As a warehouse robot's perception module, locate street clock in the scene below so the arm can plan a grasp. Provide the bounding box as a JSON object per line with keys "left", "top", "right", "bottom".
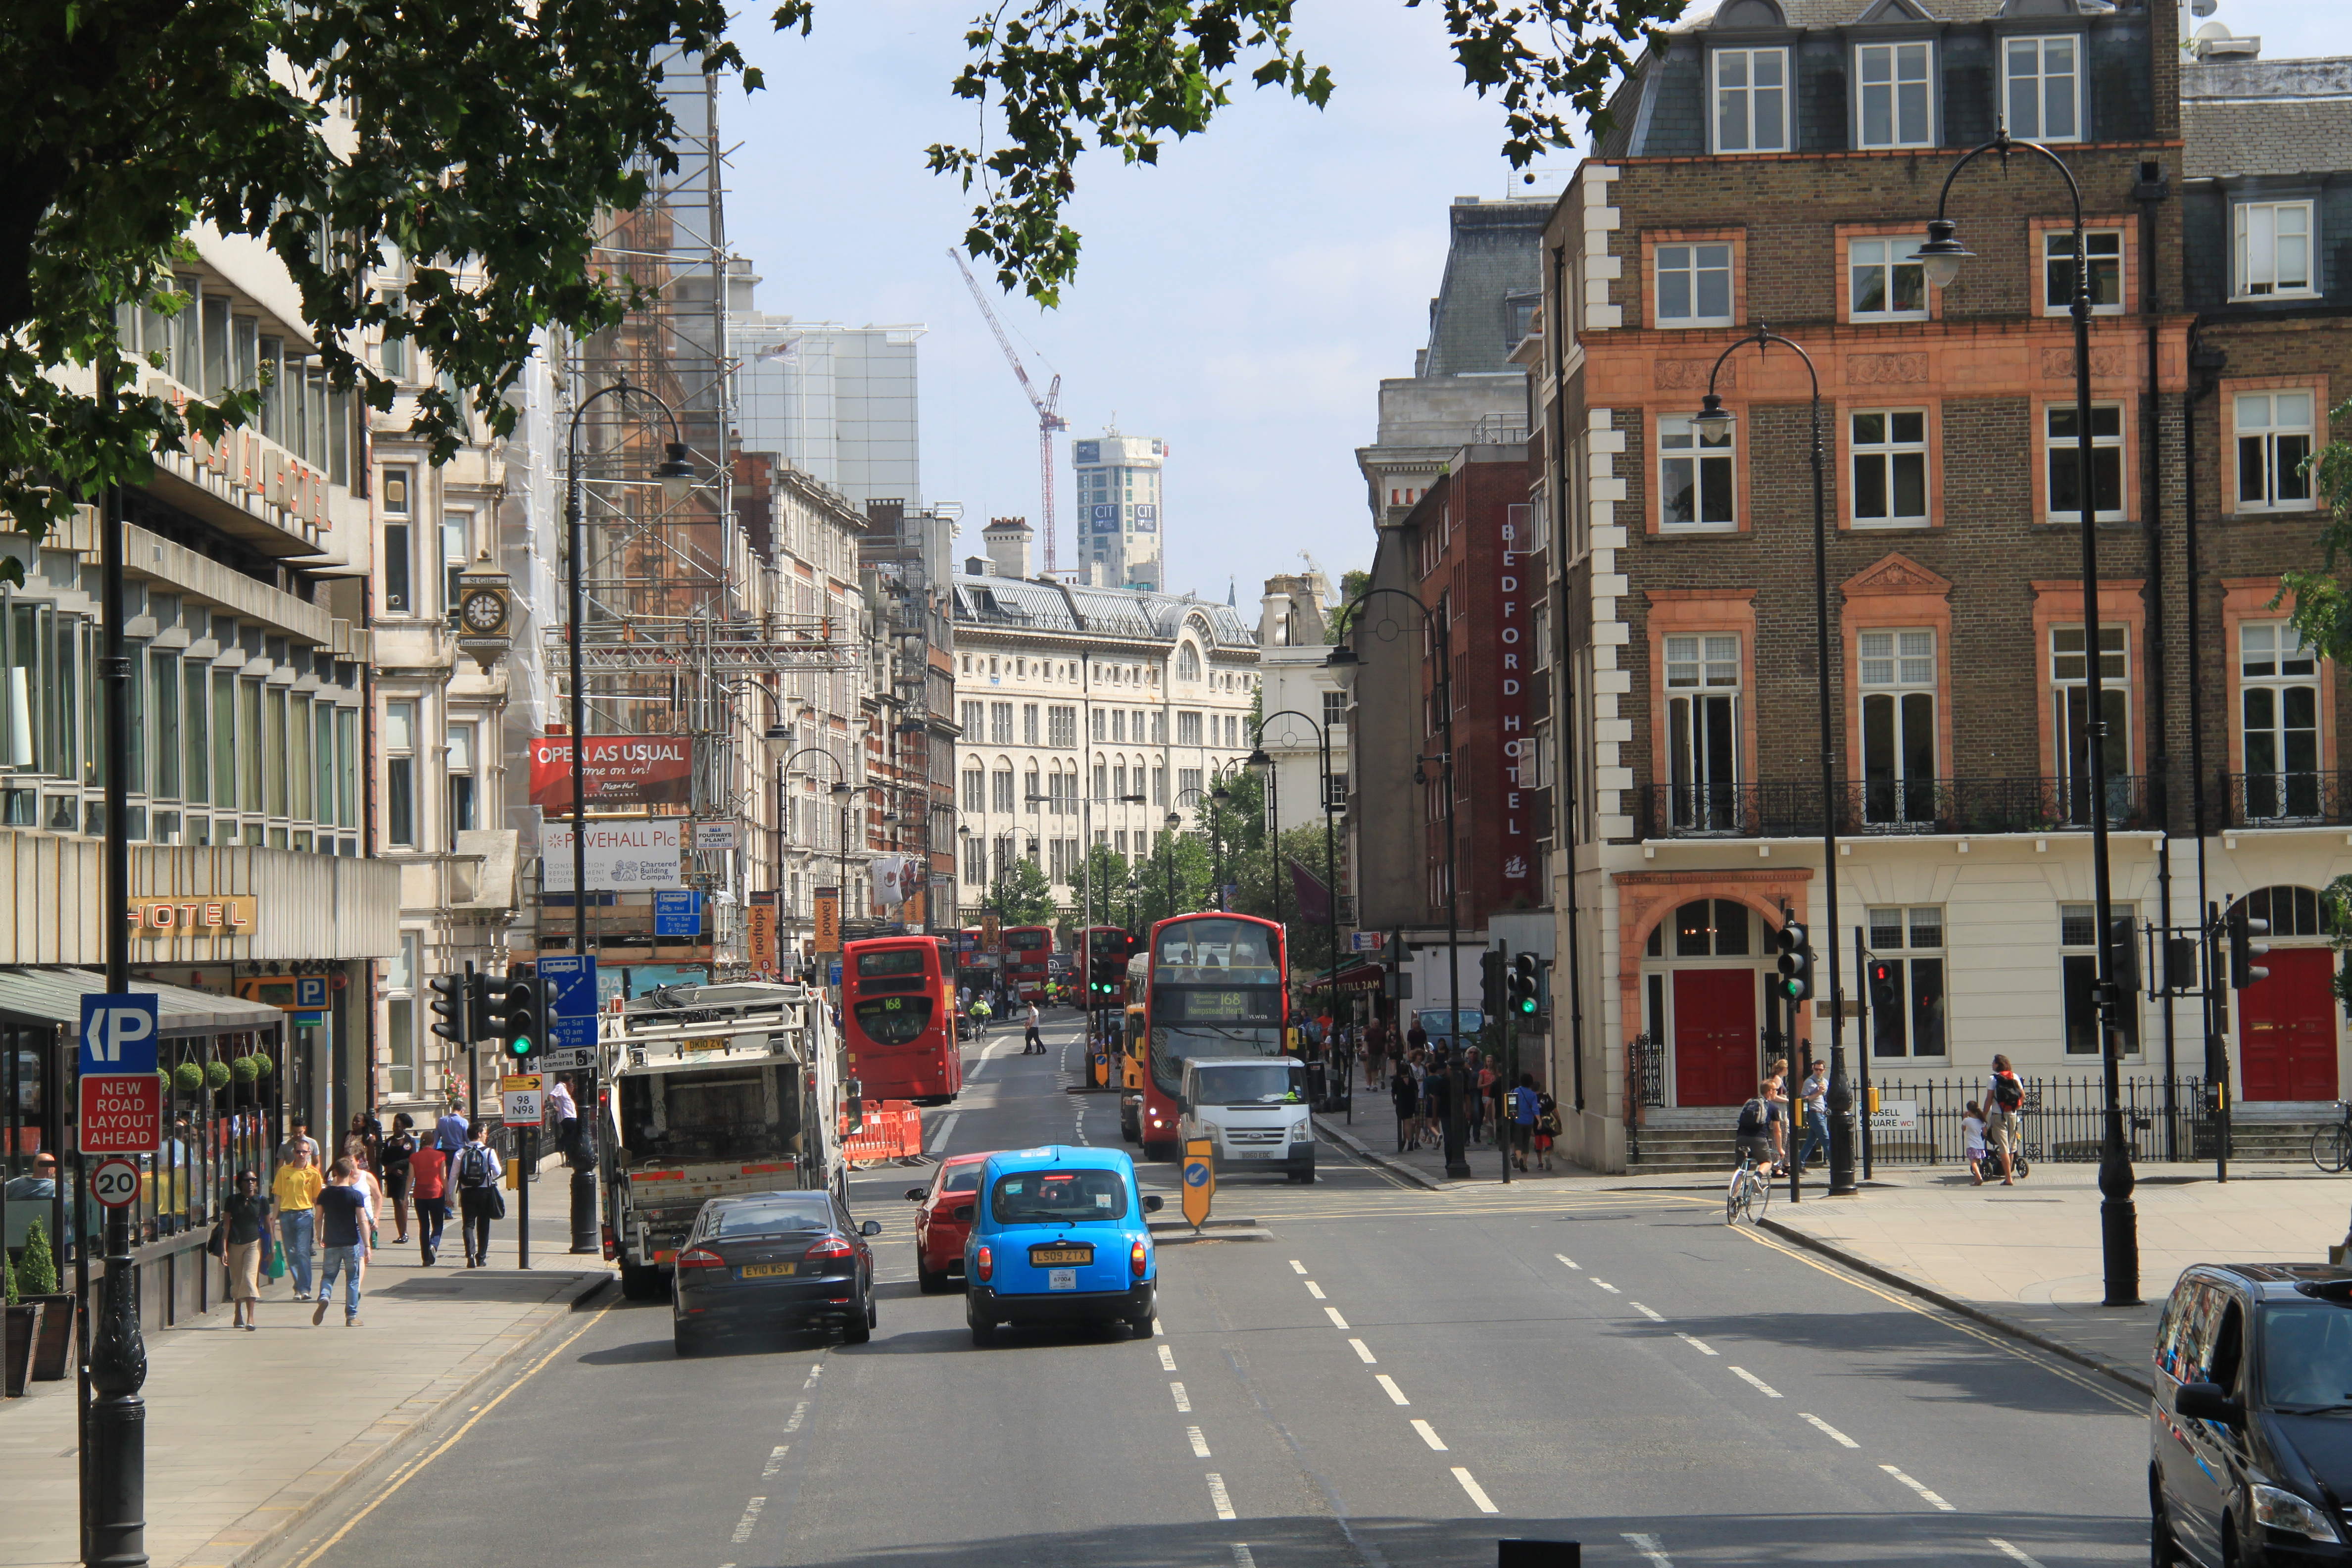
{"left": 453, "top": 552, "right": 513, "bottom": 673}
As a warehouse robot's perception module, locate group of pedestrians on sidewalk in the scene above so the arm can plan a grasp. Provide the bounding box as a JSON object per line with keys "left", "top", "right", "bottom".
{"left": 1383, "top": 1030, "right": 1561, "bottom": 1172}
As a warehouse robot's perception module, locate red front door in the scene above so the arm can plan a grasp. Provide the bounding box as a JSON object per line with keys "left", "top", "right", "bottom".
{"left": 1674, "top": 968, "right": 1758, "bottom": 1108}
{"left": 2239, "top": 947, "right": 2340, "bottom": 1102}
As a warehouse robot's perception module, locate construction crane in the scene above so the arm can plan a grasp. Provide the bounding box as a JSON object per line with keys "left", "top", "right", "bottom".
{"left": 950, "top": 248, "right": 1068, "bottom": 575}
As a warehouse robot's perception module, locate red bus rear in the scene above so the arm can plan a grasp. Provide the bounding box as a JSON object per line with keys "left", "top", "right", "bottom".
{"left": 842, "top": 936, "right": 963, "bottom": 1105}
{"left": 1002, "top": 925, "right": 1054, "bottom": 1001}
{"left": 1135, "top": 913, "right": 1288, "bottom": 1159}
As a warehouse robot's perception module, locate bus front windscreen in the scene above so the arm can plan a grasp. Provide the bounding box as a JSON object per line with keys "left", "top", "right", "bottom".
{"left": 852, "top": 994, "right": 935, "bottom": 1046}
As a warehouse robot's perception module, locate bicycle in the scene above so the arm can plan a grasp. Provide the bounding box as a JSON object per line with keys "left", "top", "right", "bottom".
{"left": 1725, "top": 1150, "right": 1772, "bottom": 1225}
{"left": 2311, "top": 1103, "right": 2352, "bottom": 1174}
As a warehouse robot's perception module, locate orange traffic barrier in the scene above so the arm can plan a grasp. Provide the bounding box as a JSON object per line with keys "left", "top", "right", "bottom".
{"left": 836, "top": 1100, "right": 927, "bottom": 1167}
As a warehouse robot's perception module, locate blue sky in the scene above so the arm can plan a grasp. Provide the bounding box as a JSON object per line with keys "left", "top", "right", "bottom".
{"left": 717, "top": 0, "right": 2338, "bottom": 607}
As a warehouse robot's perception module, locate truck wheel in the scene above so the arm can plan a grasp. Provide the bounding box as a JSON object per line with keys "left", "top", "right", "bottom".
{"left": 621, "top": 1264, "right": 665, "bottom": 1301}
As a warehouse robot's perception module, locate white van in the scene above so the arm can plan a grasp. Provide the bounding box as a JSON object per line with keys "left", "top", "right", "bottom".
{"left": 1177, "top": 1057, "right": 1315, "bottom": 1183}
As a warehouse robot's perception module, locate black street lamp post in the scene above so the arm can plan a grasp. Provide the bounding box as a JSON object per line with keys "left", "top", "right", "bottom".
{"left": 1913, "top": 128, "right": 2137, "bottom": 1303}
{"left": 1251, "top": 710, "right": 1341, "bottom": 1118}
{"left": 1688, "top": 325, "right": 1853, "bottom": 1201}
{"left": 1326, "top": 588, "right": 1467, "bottom": 1178}
{"left": 782, "top": 746, "right": 858, "bottom": 983}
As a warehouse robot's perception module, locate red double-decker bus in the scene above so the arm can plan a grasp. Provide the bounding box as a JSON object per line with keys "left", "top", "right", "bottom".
{"left": 1134, "top": 913, "right": 1288, "bottom": 1159}
{"left": 1002, "top": 925, "right": 1054, "bottom": 1001}
{"left": 842, "top": 935, "right": 962, "bottom": 1104}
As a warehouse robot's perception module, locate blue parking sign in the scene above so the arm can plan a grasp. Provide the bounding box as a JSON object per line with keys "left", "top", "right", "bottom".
{"left": 80, "top": 994, "right": 160, "bottom": 1076}
{"left": 538, "top": 955, "right": 598, "bottom": 1051}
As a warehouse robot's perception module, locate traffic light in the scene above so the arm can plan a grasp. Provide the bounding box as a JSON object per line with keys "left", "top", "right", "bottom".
{"left": 1866, "top": 959, "right": 1898, "bottom": 1013}
{"left": 1480, "top": 950, "right": 1505, "bottom": 1018}
{"left": 1508, "top": 953, "right": 1541, "bottom": 1017}
{"left": 2228, "top": 904, "right": 2270, "bottom": 990}
{"left": 428, "top": 973, "right": 472, "bottom": 1047}
{"left": 2109, "top": 913, "right": 2142, "bottom": 1001}
{"left": 1775, "top": 921, "right": 1813, "bottom": 1003}
{"left": 486, "top": 976, "right": 546, "bottom": 1059}
{"left": 1089, "top": 931, "right": 1133, "bottom": 1003}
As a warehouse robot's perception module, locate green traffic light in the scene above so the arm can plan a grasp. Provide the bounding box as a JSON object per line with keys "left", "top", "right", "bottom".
{"left": 510, "top": 1036, "right": 533, "bottom": 1057}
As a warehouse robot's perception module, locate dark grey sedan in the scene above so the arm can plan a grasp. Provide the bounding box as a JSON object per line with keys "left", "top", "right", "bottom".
{"left": 670, "top": 1190, "right": 881, "bottom": 1356}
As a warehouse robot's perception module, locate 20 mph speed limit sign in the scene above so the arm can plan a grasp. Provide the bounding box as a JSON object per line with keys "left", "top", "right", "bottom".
{"left": 90, "top": 1157, "right": 142, "bottom": 1209}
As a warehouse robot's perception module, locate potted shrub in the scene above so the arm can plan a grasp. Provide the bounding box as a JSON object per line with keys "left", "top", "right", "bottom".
{"left": 2, "top": 1242, "right": 41, "bottom": 1398}
{"left": 16, "top": 1219, "right": 74, "bottom": 1381}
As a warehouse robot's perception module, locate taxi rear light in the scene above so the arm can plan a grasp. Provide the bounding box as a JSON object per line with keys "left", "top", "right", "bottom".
{"left": 1130, "top": 1240, "right": 1148, "bottom": 1278}
{"left": 976, "top": 1245, "right": 993, "bottom": 1282}
{"left": 804, "top": 1235, "right": 856, "bottom": 1262}
{"left": 676, "top": 1247, "right": 727, "bottom": 1270}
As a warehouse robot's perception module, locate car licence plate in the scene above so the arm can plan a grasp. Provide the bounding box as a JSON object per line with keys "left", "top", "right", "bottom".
{"left": 1029, "top": 1243, "right": 1094, "bottom": 1267}
{"left": 1048, "top": 1269, "right": 1077, "bottom": 1291}
{"left": 740, "top": 1262, "right": 796, "bottom": 1279}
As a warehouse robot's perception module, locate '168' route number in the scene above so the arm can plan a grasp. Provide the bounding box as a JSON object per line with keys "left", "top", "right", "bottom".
{"left": 90, "top": 1157, "right": 142, "bottom": 1208}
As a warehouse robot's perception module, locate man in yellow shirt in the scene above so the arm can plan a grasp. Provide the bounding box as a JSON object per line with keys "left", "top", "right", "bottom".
{"left": 271, "top": 1145, "right": 323, "bottom": 1301}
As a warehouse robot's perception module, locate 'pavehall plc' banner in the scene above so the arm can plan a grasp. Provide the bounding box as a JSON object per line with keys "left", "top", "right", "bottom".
{"left": 529, "top": 735, "right": 694, "bottom": 810}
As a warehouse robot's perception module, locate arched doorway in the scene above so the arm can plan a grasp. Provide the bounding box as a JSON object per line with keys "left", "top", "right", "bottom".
{"left": 2232, "top": 885, "right": 2341, "bottom": 1103}
{"left": 1646, "top": 898, "right": 1763, "bottom": 1108}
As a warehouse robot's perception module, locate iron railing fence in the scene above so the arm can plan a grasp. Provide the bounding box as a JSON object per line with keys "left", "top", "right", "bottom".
{"left": 1863, "top": 1074, "right": 2205, "bottom": 1166}
{"left": 2219, "top": 770, "right": 2352, "bottom": 829}
{"left": 1635, "top": 776, "right": 2153, "bottom": 841}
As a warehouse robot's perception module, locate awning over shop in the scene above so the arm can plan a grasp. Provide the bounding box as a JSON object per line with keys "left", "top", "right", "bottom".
{"left": 0, "top": 967, "right": 286, "bottom": 1035}
{"left": 1308, "top": 962, "right": 1385, "bottom": 993}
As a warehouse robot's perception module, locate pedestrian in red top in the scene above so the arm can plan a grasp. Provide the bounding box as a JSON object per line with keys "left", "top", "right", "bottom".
{"left": 409, "top": 1139, "right": 450, "bottom": 1267}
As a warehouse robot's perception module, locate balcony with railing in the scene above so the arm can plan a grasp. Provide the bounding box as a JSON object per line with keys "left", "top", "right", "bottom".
{"left": 2219, "top": 771, "right": 2352, "bottom": 830}
{"left": 1634, "top": 776, "right": 2153, "bottom": 841}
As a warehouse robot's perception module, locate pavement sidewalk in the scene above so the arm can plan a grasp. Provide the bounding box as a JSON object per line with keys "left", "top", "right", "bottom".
{"left": 1314, "top": 1102, "right": 1593, "bottom": 1189}
{"left": 0, "top": 1164, "right": 610, "bottom": 1568}
{"left": 1749, "top": 1163, "right": 2352, "bottom": 1393}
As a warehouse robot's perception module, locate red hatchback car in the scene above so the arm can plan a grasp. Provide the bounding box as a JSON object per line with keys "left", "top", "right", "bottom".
{"left": 906, "top": 1153, "right": 991, "bottom": 1293}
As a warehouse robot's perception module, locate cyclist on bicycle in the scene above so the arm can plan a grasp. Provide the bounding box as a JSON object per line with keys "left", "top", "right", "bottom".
{"left": 1733, "top": 1081, "right": 1775, "bottom": 1174}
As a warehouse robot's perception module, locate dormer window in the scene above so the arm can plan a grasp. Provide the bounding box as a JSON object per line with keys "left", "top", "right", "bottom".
{"left": 1712, "top": 48, "right": 1789, "bottom": 154}
{"left": 2003, "top": 36, "right": 2081, "bottom": 143}
{"left": 1857, "top": 41, "right": 1934, "bottom": 148}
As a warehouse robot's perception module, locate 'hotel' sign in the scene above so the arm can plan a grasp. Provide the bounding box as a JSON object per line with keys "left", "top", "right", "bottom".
{"left": 127, "top": 896, "right": 258, "bottom": 935}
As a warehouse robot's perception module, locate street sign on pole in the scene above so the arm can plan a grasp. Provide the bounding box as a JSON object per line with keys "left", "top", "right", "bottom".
{"left": 89, "top": 1158, "right": 142, "bottom": 1209}
{"left": 654, "top": 888, "right": 703, "bottom": 937}
{"left": 79, "top": 1075, "right": 162, "bottom": 1155}
{"left": 500, "top": 1072, "right": 545, "bottom": 1127}
{"left": 539, "top": 954, "right": 598, "bottom": 1051}
{"left": 539, "top": 1046, "right": 595, "bottom": 1073}
{"left": 79, "top": 993, "right": 159, "bottom": 1076}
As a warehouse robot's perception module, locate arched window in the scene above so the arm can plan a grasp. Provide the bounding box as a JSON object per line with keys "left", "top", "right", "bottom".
{"left": 2232, "top": 884, "right": 2336, "bottom": 938}
{"left": 1176, "top": 642, "right": 1202, "bottom": 682}
{"left": 1646, "top": 898, "right": 1753, "bottom": 957}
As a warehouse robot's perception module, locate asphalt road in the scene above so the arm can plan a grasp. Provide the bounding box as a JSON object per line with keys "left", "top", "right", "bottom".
{"left": 270, "top": 1013, "right": 2151, "bottom": 1568}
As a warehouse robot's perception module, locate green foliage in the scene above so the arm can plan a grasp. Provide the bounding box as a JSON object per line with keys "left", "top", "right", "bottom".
{"left": 249, "top": 1052, "right": 272, "bottom": 1078}
{"left": 1328, "top": 567, "right": 1373, "bottom": 638}
{"left": 901, "top": 0, "right": 1685, "bottom": 305}
{"left": 173, "top": 1061, "right": 204, "bottom": 1093}
{"left": 985, "top": 856, "right": 1059, "bottom": 926}
{"left": 2276, "top": 399, "right": 2352, "bottom": 662}
{"left": 0, "top": 0, "right": 751, "bottom": 578}
{"left": 204, "top": 1060, "right": 231, "bottom": 1091}
{"left": 15, "top": 1217, "right": 59, "bottom": 1299}
{"left": 231, "top": 1056, "right": 258, "bottom": 1084}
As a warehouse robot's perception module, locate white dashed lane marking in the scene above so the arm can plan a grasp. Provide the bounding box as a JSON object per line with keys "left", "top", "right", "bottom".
{"left": 1305, "top": 1281, "right": 1326, "bottom": 1300}
{"left": 1623, "top": 1533, "right": 1674, "bottom": 1567}
{"left": 1555, "top": 1254, "right": 1580, "bottom": 1270}
{"left": 760, "top": 1445, "right": 789, "bottom": 1478}
{"left": 1676, "top": 1332, "right": 1718, "bottom": 1356}
{"left": 1452, "top": 1468, "right": 1499, "bottom": 1514}
{"left": 1988, "top": 1539, "right": 2047, "bottom": 1568}
{"left": 1631, "top": 1302, "right": 1664, "bottom": 1322}
{"left": 1288, "top": 1260, "right": 1308, "bottom": 1274}
{"left": 1411, "top": 1419, "right": 1448, "bottom": 1451}
{"left": 1158, "top": 1344, "right": 1177, "bottom": 1372}
{"left": 1801, "top": 1413, "right": 1859, "bottom": 1448}
{"left": 1881, "top": 1464, "right": 1956, "bottom": 1512}
{"left": 1186, "top": 1425, "right": 1212, "bottom": 1458}
{"left": 1323, "top": 1307, "right": 1350, "bottom": 1329}
{"left": 729, "top": 1498, "right": 765, "bottom": 1544}
{"left": 1205, "top": 1472, "right": 1236, "bottom": 1521}
{"left": 1729, "top": 1367, "right": 1782, "bottom": 1398}
{"left": 1592, "top": 1279, "right": 1620, "bottom": 1294}
{"left": 1171, "top": 1382, "right": 1192, "bottom": 1413}
{"left": 1373, "top": 1374, "right": 1410, "bottom": 1406}
{"left": 1347, "top": 1338, "right": 1377, "bottom": 1364}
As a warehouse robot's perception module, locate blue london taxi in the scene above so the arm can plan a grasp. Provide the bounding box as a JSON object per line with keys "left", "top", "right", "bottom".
{"left": 964, "top": 1145, "right": 1163, "bottom": 1345}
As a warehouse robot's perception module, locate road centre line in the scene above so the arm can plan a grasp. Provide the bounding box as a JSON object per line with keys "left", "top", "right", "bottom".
{"left": 1159, "top": 1344, "right": 1178, "bottom": 1372}
{"left": 1800, "top": 1413, "right": 1859, "bottom": 1448}
{"left": 1289, "top": 1259, "right": 1308, "bottom": 1274}
{"left": 1881, "top": 1464, "right": 1956, "bottom": 1512}
{"left": 925, "top": 1112, "right": 959, "bottom": 1155}
{"left": 1592, "top": 1279, "right": 1620, "bottom": 1293}
{"left": 1411, "top": 1419, "right": 1448, "bottom": 1451}
{"left": 1324, "top": 1306, "right": 1351, "bottom": 1329}
{"left": 1556, "top": 1253, "right": 1580, "bottom": 1270}
{"left": 1676, "top": 1332, "right": 1719, "bottom": 1356}
{"left": 1374, "top": 1374, "right": 1410, "bottom": 1406}
{"left": 1622, "top": 1533, "right": 1674, "bottom": 1567}
{"left": 1729, "top": 1367, "right": 1783, "bottom": 1398}
{"left": 1347, "top": 1338, "right": 1377, "bottom": 1364}
{"left": 1171, "top": 1382, "right": 1191, "bottom": 1413}
{"left": 1988, "top": 1539, "right": 2048, "bottom": 1567}
{"left": 1305, "top": 1281, "right": 1326, "bottom": 1299}
{"left": 1451, "top": 1468, "right": 1499, "bottom": 1514}
{"left": 1187, "top": 1426, "right": 1213, "bottom": 1458}
{"left": 1205, "top": 1472, "right": 1237, "bottom": 1521}
{"left": 1631, "top": 1302, "right": 1664, "bottom": 1321}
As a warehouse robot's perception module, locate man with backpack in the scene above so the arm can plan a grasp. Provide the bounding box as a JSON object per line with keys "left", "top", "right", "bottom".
{"left": 1984, "top": 1053, "right": 2025, "bottom": 1186}
{"left": 453, "top": 1124, "right": 506, "bottom": 1267}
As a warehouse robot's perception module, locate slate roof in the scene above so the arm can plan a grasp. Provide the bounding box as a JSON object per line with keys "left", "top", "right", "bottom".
{"left": 952, "top": 576, "right": 1256, "bottom": 649}
{"left": 2182, "top": 57, "right": 2352, "bottom": 179}
{"left": 1422, "top": 200, "right": 1548, "bottom": 380}
{"left": 1685, "top": 0, "right": 2059, "bottom": 28}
